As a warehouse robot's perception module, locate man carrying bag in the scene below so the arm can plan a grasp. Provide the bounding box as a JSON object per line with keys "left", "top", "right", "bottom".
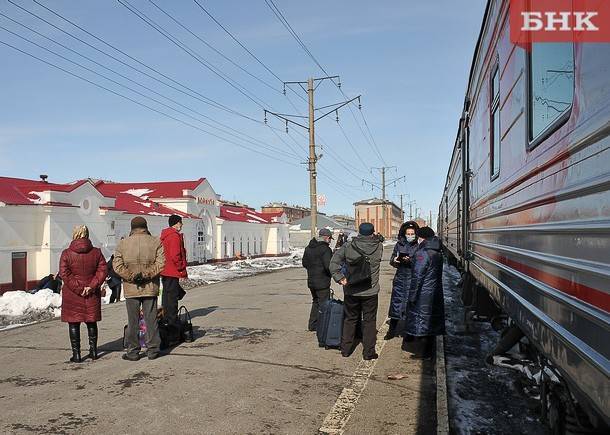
{"left": 330, "top": 222, "right": 384, "bottom": 360}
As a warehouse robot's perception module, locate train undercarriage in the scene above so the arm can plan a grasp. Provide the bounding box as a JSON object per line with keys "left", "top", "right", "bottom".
{"left": 453, "top": 262, "right": 609, "bottom": 435}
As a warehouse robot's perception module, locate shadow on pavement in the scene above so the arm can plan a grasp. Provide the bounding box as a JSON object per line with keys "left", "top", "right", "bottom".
{"left": 187, "top": 306, "right": 218, "bottom": 319}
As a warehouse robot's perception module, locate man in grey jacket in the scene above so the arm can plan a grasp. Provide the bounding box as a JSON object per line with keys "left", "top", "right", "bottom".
{"left": 330, "top": 222, "right": 384, "bottom": 360}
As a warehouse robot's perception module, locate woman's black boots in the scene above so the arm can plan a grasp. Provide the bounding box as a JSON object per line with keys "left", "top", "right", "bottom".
{"left": 384, "top": 318, "right": 399, "bottom": 340}
{"left": 86, "top": 322, "right": 98, "bottom": 360}
{"left": 68, "top": 323, "right": 82, "bottom": 363}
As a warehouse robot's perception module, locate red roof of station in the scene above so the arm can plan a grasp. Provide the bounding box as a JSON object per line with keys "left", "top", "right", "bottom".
{"left": 105, "top": 193, "right": 199, "bottom": 219}
{"left": 1, "top": 177, "right": 281, "bottom": 224}
{"left": 219, "top": 205, "right": 283, "bottom": 224}
{"left": 95, "top": 178, "right": 206, "bottom": 199}
{"left": 0, "top": 176, "right": 87, "bottom": 205}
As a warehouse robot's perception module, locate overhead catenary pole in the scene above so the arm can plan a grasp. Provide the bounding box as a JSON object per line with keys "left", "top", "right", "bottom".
{"left": 308, "top": 77, "right": 317, "bottom": 239}
{"left": 362, "top": 166, "right": 404, "bottom": 238}
{"left": 381, "top": 167, "right": 386, "bottom": 201}
{"left": 264, "top": 75, "right": 361, "bottom": 240}
{"left": 400, "top": 194, "right": 404, "bottom": 222}
{"left": 408, "top": 200, "right": 416, "bottom": 221}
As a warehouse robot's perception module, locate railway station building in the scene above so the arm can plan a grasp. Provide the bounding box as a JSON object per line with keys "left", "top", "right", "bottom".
{"left": 0, "top": 176, "right": 289, "bottom": 292}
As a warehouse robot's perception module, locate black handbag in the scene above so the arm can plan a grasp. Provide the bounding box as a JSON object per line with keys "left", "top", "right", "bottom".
{"left": 178, "top": 305, "right": 194, "bottom": 343}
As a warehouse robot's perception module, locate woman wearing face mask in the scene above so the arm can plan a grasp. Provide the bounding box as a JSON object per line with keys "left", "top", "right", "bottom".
{"left": 384, "top": 221, "right": 419, "bottom": 340}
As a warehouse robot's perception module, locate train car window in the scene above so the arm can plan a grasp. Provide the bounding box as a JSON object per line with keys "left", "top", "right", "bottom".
{"left": 528, "top": 42, "right": 574, "bottom": 145}
{"left": 490, "top": 65, "right": 500, "bottom": 179}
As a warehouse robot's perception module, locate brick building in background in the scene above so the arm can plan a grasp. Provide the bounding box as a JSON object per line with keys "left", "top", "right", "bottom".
{"left": 261, "top": 202, "right": 311, "bottom": 223}
{"left": 354, "top": 198, "right": 403, "bottom": 239}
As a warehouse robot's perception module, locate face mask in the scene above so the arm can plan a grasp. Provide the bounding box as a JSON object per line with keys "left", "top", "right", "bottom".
{"left": 406, "top": 235, "right": 416, "bottom": 243}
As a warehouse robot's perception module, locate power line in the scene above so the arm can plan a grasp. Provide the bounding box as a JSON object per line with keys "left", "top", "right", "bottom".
{"left": 14, "top": 0, "right": 262, "bottom": 124}
{"left": 0, "top": 12, "right": 294, "bottom": 159}
{"left": 0, "top": 37, "right": 300, "bottom": 167}
{"left": 191, "top": 0, "right": 307, "bottom": 108}
{"left": 264, "top": 0, "right": 328, "bottom": 76}
{"left": 191, "top": 0, "right": 283, "bottom": 84}
{"left": 290, "top": 129, "right": 365, "bottom": 183}
{"left": 146, "top": 0, "right": 282, "bottom": 94}
{"left": 116, "top": 0, "right": 270, "bottom": 109}
{"left": 335, "top": 120, "right": 370, "bottom": 171}
{"left": 262, "top": 0, "right": 387, "bottom": 165}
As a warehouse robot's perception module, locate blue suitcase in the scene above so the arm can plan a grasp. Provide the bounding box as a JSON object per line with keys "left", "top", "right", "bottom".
{"left": 317, "top": 293, "right": 344, "bottom": 349}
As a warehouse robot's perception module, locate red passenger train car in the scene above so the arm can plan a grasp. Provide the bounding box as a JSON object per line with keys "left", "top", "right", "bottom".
{"left": 438, "top": 0, "right": 610, "bottom": 432}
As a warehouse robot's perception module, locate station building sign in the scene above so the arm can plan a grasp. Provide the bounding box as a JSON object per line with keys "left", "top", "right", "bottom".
{"left": 197, "top": 197, "right": 217, "bottom": 206}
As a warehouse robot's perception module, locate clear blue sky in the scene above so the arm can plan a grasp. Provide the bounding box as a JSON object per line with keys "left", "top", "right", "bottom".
{"left": 0, "top": 0, "right": 486, "bottom": 220}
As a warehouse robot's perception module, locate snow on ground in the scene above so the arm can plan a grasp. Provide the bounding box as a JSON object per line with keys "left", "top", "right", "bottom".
{"left": 443, "top": 264, "right": 545, "bottom": 434}
{"left": 0, "top": 249, "right": 304, "bottom": 331}
{"left": 183, "top": 248, "right": 303, "bottom": 289}
{"left": 0, "top": 289, "right": 61, "bottom": 331}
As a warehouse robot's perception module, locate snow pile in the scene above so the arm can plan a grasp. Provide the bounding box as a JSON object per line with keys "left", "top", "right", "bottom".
{"left": 183, "top": 249, "right": 303, "bottom": 289}
{"left": 0, "top": 289, "right": 61, "bottom": 330}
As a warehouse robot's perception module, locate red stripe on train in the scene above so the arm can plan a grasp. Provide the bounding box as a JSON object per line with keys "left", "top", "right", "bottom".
{"left": 498, "top": 257, "right": 610, "bottom": 313}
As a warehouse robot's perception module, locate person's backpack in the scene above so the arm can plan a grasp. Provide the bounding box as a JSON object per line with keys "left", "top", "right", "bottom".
{"left": 345, "top": 242, "right": 378, "bottom": 294}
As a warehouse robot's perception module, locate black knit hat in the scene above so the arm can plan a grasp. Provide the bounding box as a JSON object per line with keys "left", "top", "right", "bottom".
{"left": 168, "top": 214, "right": 182, "bottom": 227}
{"left": 131, "top": 216, "right": 148, "bottom": 230}
{"left": 359, "top": 222, "right": 375, "bottom": 236}
{"left": 416, "top": 226, "right": 435, "bottom": 239}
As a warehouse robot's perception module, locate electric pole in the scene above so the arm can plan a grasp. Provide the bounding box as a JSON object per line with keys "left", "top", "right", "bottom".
{"left": 362, "top": 167, "right": 405, "bottom": 237}
{"left": 308, "top": 78, "right": 317, "bottom": 238}
{"left": 399, "top": 194, "right": 404, "bottom": 221}
{"left": 264, "top": 76, "right": 361, "bottom": 239}
{"left": 397, "top": 193, "right": 410, "bottom": 222}
{"left": 407, "top": 200, "right": 416, "bottom": 221}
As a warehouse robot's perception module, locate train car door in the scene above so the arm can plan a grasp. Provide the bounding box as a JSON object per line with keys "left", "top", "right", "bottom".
{"left": 461, "top": 103, "right": 471, "bottom": 265}
{"left": 11, "top": 252, "right": 27, "bottom": 291}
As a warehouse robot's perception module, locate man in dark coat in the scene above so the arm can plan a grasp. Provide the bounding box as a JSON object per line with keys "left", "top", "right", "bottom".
{"left": 385, "top": 221, "right": 419, "bottom": 340}
{"left": 302, "top": 228, "right": 333, "bottom": 331}
{"left": 334, "top": 230, "right": 347, "bottom": 250}
{"left": 404, "top": 226, "right": 445, "bottom": 359}
{"left": 33, "top": 273, "right": 62, "bottom": 294}
{"left": 106, "top": 255, "right": 122, "bottom": 303}
{"left": 330, "top": 223, "right": 384, "bottom": 360}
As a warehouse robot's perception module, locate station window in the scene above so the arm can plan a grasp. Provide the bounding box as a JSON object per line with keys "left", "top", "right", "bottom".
{"left": 528, "top": 42, "right": 574, "bottom": 144}
{"left": 490, "top": 64, "right": 500, "bottom": 179}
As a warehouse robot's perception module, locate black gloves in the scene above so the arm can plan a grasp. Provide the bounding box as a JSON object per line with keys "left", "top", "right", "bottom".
{"left": 133, "top": 273, "right": 145, "bottom": 285}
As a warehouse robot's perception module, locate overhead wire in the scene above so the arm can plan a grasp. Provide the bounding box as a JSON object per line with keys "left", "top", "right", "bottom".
{"left": 11, "top": 0, "right": 304, "bottom": 160}
{"left": 262, "top": 0, "right": 387, "bottom": 166}
{"left": 0, "top": 12, "right": 295, "bottom": 159}
{"left": 0, "top": 37, "right": 300, "bottom": 167}
{"left": 14, "top": 0, "right": 262, "bottom": 124}
{"left": 146, "top": 0, "right": 282, "bottom": 94}
{"left": 191, "top": 0, "right": 308, "bottom": 104}
{"left": 115, "top": 0, "right": 308, "bottom": 159}
{"left": 116, "top": 0, "right": 271, "bottom": 109}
